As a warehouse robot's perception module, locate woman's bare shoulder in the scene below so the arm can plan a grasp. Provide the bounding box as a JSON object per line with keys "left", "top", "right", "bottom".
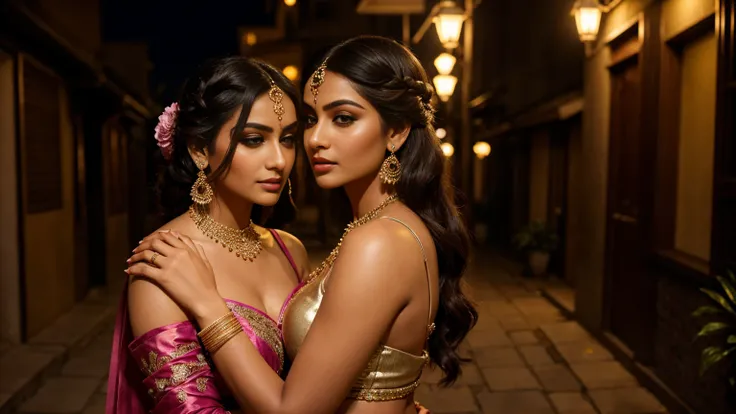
{"left": 128, "top": 213, "right": 194, "bottom": 337}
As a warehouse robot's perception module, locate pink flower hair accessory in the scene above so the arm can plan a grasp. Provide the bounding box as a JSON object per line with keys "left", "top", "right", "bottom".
{"left": 154, "top": 102, "right": 179, "bottom": 160}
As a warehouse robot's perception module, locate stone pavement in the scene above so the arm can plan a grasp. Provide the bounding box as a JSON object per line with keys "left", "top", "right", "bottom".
{"left": 0, "top": 288, "right": 118, "bottom": 414}
{"left": 4, "top": 250, "right": 668, "bottom": 414}
{"left": 415, "top": 253, "right": 667, "bottom": 414}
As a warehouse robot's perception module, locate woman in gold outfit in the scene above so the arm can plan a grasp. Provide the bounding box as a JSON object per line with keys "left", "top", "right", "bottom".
{"left": 128, "top": 36, "right": 478, "bottom": 414}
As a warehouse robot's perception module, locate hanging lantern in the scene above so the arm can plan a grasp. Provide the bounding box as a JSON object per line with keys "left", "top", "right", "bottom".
{"left": 433, "top": 1, "right": 466, "bottom": 49}
{"left": 433, "top": 75, "right": 458, "bottom": 102}
{"left": 434, "top": 53, "right": 457, "bottom": 75}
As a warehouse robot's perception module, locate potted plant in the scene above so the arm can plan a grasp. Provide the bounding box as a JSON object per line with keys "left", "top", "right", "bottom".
{"left": 693, "top": 270, "right": 736, "bottom": 391}
{"left": 512, "top": 220, "right": 559, "bottom": 276}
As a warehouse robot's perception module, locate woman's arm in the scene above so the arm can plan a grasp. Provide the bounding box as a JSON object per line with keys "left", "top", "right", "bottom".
{"left": 128, "top": 278, "right": 233, "bottom": 413}
{"left": 129, "top": 223, "right": 418, "bottom": 414}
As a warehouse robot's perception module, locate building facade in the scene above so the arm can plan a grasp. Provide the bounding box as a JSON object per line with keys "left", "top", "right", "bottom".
{"left": 567, "top": 1, "right": 735, "bottom": 413}
{"left": 0, "top": 0, "right": 153, "bottom": 345}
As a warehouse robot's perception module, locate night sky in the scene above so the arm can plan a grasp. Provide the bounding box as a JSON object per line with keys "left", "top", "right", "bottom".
{"left": 101, "top": 0, "right": 276, "bottom": 103}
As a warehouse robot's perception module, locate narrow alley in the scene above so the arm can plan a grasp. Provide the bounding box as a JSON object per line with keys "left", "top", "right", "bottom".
{"left": 3, "top": 251, "right": 666, "bottom": 414}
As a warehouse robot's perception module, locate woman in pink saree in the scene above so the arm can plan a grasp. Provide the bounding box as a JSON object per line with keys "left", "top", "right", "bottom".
{"left": 106, "top": 56, "right": 308, "bottom": 413}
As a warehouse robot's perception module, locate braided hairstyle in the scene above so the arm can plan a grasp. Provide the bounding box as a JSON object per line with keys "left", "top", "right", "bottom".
{"left": 156, "top": 57, "right": 301, "bottom": 224}
{"left": 318, "top": 35, "right": 478, "bottom": 386}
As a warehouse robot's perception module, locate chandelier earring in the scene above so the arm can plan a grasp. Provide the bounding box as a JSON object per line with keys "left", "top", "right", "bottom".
{"left": 379, "top": 144, "right": 402, "bottom": 185}
{"left": 191, "top": 159, "right": 214, "bottom": 206}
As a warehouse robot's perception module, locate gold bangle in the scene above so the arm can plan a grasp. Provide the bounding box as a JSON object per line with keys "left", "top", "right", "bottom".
{"left": 198, "top": 313, "right": 239, "bottom": 344}
{"left": 197, "top": 312, "right": 243, "bottom": 354}
{"left": 201, "top": 316, "right": 239, "bottom": 347}
{"left": 198, "top": 312, "right": 234, "bottom": 338}
{"left": 205, "top": 323, "right": 242, "bottom": 354}
{"left": 203, "top": 322, "right": 242, "bottom": 354}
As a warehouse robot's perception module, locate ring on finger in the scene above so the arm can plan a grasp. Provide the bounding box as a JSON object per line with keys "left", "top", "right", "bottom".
{"left": 150, "top": 252, "right": 159, "bottom": 267}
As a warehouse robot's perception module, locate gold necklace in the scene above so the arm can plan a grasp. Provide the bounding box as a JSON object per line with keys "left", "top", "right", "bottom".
{"left": 189, "top": 204, "right": 263, "bottom": 261}
{"left": 308, "top": 194, "right": 399, "bottom": 280}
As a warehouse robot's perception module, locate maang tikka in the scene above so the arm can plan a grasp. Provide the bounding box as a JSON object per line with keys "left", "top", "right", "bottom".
{"left": 267, "top": 77, "right": 285, "bottom": 124}
{"left": 309, "top": 59, "right": 328, "bottom": 105}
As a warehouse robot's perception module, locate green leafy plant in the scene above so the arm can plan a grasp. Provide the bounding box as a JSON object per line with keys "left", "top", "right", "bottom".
{"left": 512, "top": 220, "right": 559, "bottom": 253}
{"left": 693, "top": 270, "right": 736, "bottom": 387}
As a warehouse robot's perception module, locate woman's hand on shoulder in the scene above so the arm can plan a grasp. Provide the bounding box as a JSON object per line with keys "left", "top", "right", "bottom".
{"left": 127, "top": 230, "right": 224, "bottom": 321}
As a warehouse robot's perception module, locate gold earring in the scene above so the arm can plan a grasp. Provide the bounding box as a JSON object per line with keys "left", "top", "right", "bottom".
{"left": 191, "top": 160, "right": 214, "bottom": 206}
{"left": 379, "top": 145, "right": 401, "bottom": 185}
{"left": 287, "top": 178, "right": 296, "bottom": 207}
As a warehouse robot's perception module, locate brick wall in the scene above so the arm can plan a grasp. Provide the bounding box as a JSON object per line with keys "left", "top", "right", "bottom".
{"left": 655, "top": 275, "right": 735, "bottom": 414}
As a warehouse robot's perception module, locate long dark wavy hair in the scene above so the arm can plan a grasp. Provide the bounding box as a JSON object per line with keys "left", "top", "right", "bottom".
{"left": 318, "top": 36, "right": 478, "bottom": 385}
{"left": 156, "top": 57, "right": 301, "bottom": 226}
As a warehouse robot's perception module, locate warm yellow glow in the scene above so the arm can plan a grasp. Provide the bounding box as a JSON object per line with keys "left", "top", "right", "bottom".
{"left": 473, "top": 141, "right": 491, "bottom": 159}
{"left": 436, "top": 128, "right": 447, "bottom": 139}
{"left": 282, "top": 65, "right": 299, "bottom": 81}
{"left": 434, "top": 53, "right": 457, "bottom": 75}
{"left": 573, "top": 0, "right": 602, "bottom": 42}
{"left": 441, "top": 142, "right": 455, "bottom": 157}
{"left": 433, "top": 1, "right": 465, "bottom": 49}
{"left": 284, "top": 0, "right": 297, "bottom": 6}
{"left": 432, "top": 75, "right": 458, "bottom": 102}
{"left": 245, "top": 32, "right": 257, "bottom": 46}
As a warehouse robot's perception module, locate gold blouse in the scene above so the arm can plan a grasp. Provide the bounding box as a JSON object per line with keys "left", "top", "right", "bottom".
{"left": 281, "top": 217, "right": 434, "bottom": 401}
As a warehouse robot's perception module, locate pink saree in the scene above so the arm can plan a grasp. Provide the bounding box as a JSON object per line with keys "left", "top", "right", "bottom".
{"left": 106, "top": 229, "right": 300, "bottom": 413}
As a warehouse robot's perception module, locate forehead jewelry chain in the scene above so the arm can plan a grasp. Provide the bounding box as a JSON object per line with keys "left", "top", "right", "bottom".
{"left": 267, "top": 77, "right": 285, "bottom": 125}
{"left": 309, "top": 60, "right": 328, "bottom": 106}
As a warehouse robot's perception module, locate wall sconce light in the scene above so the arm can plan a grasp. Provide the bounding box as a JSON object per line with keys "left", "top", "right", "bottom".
{"left": 411, "top": 0, "right": 467, "bottom": 50}
{"left": 284, "top": 0, "right": 297, "bottom": 6}
{"left": 571, "top": 0, "right": 622, "bottom": 43}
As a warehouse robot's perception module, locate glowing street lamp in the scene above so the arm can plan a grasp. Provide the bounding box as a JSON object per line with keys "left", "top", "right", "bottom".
{"left": 433, "top": 1, "right": 466, "bottom": 49}
{"left": 441, "top": 142, "right": 455, "bottom": 157}
{"left": 433, "top": 75, "right": 458, "bottom": 102}
{"left": 245, "top": 32, "right": 257, "bottom": 46}
{"left": 473, "top": 141, "right": 491, "bottom": 159}
{"left": 434, "top": 53, "right": 457, "bottom": 75}
{"left": 282, "top": 65, "right": 299, "bottom": 81}
{"left": 572, "top": 0, "right": 602, "bottom": 42}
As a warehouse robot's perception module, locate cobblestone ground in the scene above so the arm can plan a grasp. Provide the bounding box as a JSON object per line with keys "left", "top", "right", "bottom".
{"left": 10, "top": 250, "right": 667, "bottom": 414}
{"left": 415, "top": 253, "right": 667, "bottom": 414}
